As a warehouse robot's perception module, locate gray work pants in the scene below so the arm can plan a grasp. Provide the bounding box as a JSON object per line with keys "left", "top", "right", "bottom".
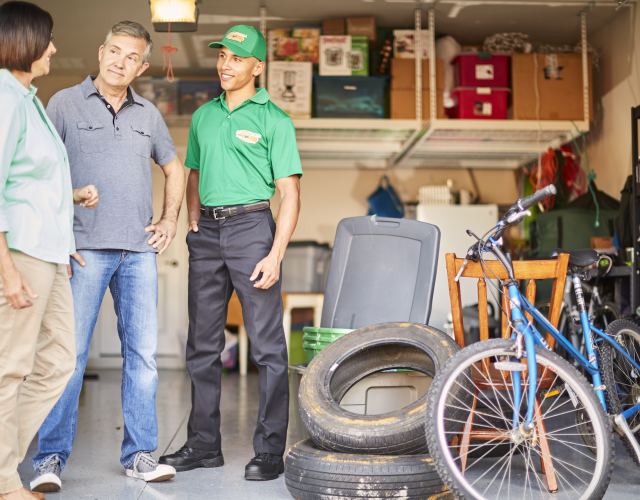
{"left": 185, "top": 210, "right": 289, "bottom": 456}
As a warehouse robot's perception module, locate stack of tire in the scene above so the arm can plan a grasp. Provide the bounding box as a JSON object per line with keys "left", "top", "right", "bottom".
{"left": 284, "top": 322, "right": 464, "bottom": 500}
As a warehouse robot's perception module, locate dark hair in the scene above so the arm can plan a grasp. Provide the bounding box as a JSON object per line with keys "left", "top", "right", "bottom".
{"left": 0, "top": 1, "right": 53, "bottom": 72}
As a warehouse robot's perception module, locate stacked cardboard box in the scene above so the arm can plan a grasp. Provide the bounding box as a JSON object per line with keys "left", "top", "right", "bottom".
{"left": 390, "top": 59, "right": 445, "bottom": 119}
{"left": 511, "top": 53, "right": 593, "bottom": 121}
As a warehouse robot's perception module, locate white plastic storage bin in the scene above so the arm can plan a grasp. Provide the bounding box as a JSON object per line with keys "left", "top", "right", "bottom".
{"left": 281, "top": 241, "right": 332, "bottom": 293}
{"left": 340, "top": 371, "right": 432, "bottom": 415}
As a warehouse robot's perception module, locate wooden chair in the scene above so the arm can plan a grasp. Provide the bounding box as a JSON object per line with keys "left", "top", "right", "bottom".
{"left": 445, "top": 252, "right": 570, "bottom": 493}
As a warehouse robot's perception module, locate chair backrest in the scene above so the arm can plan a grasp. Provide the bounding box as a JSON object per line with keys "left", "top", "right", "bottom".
{"left": 321, "top": 215, "right": 440, "bottom": 329}
{"left": 445, "top": 252, "right": 570, "bottom": 349}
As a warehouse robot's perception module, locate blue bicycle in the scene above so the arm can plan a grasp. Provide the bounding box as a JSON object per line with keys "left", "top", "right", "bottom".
{"left": 426, "top": 185, "right": 640, "bottom": 500}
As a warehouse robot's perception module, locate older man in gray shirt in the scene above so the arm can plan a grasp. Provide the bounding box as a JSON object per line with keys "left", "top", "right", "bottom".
{"left": 30, "top": 21, "right": 185, "bottom": 492}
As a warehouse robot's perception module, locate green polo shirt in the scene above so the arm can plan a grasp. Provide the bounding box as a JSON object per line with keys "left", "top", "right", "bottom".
{"left": 185, "top": 88, "right": 302, "bottom": 206}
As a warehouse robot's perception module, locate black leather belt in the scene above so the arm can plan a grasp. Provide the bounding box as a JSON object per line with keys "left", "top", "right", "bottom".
{"left": 200, "top": 201, "right": 270, "bottom": 220}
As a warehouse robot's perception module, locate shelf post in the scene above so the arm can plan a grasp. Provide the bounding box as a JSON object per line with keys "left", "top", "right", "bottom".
{"left": 260, "top": 5, "right": 267, "bottom": 89}
{"left": 581, "top": 11, "right": 589, "bottom": 124}
{"left": 429, "top": 8, "right": 436, "bottom": 123}
{"left": 415, "top": 3, "right": 422, "bottom": 122}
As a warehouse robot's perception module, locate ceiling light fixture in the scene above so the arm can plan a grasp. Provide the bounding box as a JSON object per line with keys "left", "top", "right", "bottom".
{"left": 149, "top": 0, "right": 201, "bottom": 32}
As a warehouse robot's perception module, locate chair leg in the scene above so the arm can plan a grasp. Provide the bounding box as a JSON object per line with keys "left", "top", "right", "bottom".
{"left": 459, "top": 389, "right": 478, "bottom": 475}
{"left": 534, "top": 395, "right": 558, "bottom": 493}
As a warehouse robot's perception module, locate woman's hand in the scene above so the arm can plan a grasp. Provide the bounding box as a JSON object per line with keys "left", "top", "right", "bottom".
{"left": 1, "top": 257, "right": 37, "bottom": 309}
{"left": 73, "top": 185, "right": 99, "bottom": 208}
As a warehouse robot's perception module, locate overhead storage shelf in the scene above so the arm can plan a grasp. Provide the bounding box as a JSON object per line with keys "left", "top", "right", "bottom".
{"left": 289, "top": 118, "right": 589, "bottom": 169}
{"left": 163, "top": 1, "right": 598, "bottom": 170}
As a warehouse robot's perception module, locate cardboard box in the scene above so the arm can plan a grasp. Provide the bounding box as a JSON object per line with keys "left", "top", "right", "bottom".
{"left": 267, "top": 62, "right": 312, "bottom": 119}
{"left": 393, "top": 30, "right": 431, "bottom": 59}
{"left": 512, "top": 53, "right": 593, "bottom": 121}
{"left": 319, "top": 35, "right": 369, "bottom": 76}
{"left": 390, "top": 89, "right": 445, "bottom": 119}
{"left": 323, "top": 19, "right": 345, "bottom": 35}
{"left": 347, "top": 17, "right": 376, "bottom": 45}
{"left": 391, "top": 59, "right": 444, "bottom": 90}
{"left": 591, "top": 236, "right": 616, "bottom": 252}
{"left": 269, "top": 29, "right": 319, "bottom": 64}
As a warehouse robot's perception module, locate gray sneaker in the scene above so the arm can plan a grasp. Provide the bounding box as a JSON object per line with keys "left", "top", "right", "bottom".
{"left": 126, "top": 452, "right": 176, "bottom": 482}
{"left": 31, "top": 455, "right": 62, "bottom": 492}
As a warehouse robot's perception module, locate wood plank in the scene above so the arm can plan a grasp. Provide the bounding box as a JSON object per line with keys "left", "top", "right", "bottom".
{"left": 501, "top": 287, "right": 510, "bottom": 339}
{"left": 459, "top": 389, "right": 478, "bottom": 474}
{"left": 227, "top": 291, "right": 244, "bottom": 325}
{"left": 547, "top": 253, "right": 569, "bottom": 351}
{"left": 453, "top": 258, "right": 566, "bottom": 280}
{"left": 534, "top": 395, "right": 558, "bottom": 492}
{"left": 478, "top": 279, "right": 490, "bottom": 342}
{"left": 525, "top": 279, "right": 536, "bottom": 324}
{"left": 446, "top": 253, "right": 466, "bottom": 348}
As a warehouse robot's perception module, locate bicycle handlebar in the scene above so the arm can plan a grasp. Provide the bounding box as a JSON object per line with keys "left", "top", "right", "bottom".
{"left": 519, "top": 185, "right": 557, "bottom": 211}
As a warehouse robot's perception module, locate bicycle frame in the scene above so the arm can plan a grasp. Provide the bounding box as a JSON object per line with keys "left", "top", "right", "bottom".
{"left": 506, "top": 280, "right": 640, "bottom": 429}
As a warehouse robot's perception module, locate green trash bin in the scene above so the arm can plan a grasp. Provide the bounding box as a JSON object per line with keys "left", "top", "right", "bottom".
{"left": 302, "top": 327, "right": 354, "bottom": 363}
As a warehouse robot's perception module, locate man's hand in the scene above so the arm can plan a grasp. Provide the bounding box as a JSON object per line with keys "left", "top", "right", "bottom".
{"left": 1, "top": 259, "right": 38, "bottom": 309}
{"left": 250, "top": 253, "right": 280, "bottom": 289}
{"left": 189, "top": 218, "right": 199, "bottom": 233}
{"left": 67, "top": 252, "right": 85, "bottom": 279}
{"left": 145, "top": 218, "right": 177, "bottom": 255}
{"left": 73, "top": 185, "right": 99, "bottom": 208}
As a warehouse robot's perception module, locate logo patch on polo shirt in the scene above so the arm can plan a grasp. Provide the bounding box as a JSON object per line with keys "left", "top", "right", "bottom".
{"left": 227, "top": 31, "right": 248, "bottom": 42}
{"left": 236, "top": 130, "right": 262, "bottom": 144}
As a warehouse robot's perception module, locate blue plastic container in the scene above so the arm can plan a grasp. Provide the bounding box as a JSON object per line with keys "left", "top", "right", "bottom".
{"left": 314, "top": 76, "right": 388, "bottom": 119}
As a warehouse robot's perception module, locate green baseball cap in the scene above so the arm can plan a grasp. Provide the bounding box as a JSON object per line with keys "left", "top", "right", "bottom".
{"left": 209, "top": 25, "right": 267, "bottom": 62}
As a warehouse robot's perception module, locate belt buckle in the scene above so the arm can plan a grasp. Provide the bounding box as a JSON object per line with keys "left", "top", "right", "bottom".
{"left": 213, "top": 207, "right": 225, "bottom": 220}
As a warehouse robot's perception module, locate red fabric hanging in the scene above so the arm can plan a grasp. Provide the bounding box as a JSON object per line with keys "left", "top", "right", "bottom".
{"left": 162, "top": 21, "right": 178, "bottom": 82}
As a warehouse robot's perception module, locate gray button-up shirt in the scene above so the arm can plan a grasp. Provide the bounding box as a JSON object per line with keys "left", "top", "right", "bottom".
{"left": 46, "top": 76, "right": 177, "bottom": 253}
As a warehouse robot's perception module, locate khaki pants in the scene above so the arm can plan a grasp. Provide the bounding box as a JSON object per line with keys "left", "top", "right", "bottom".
{"left": 0, "top": 251, "right": 75, "bottom": 493}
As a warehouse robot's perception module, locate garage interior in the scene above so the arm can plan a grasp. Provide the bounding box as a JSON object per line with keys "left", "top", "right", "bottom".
{"left": 9, "top": 0, "right": 640, "bottom": 498}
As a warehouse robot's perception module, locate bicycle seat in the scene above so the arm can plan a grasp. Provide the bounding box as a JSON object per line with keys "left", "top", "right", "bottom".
{"left": 550, "top": 248, "right": 598, "bottom": 267}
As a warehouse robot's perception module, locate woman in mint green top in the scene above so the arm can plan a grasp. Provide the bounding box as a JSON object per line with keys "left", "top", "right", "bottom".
{"left": 0, "top": 3, "right": 99, "bottom": 498}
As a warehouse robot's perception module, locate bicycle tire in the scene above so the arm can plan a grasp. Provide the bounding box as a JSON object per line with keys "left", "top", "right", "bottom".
{"left": 597, "top": 319, "right": 640, "bottom": 466}
{"left": 426, "top": 338, "right": 614, "bottom": 500}
{"left": 284, "top": 439, "right": 453, "bottom": 500}
{"left": 592, "top": 302, "right": 620, "bottom": 332}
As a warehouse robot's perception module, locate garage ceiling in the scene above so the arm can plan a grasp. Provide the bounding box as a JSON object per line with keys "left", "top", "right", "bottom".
{"left": 18, "top": 0, "right": 631, "bottom": 77}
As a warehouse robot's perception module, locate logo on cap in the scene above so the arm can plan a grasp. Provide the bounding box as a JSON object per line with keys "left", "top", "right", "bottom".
{"left": 236, "top": 130, "right": 262, "bottom": 144}
{"left": 227, "top": 31, "right": 248, "bottom": 42}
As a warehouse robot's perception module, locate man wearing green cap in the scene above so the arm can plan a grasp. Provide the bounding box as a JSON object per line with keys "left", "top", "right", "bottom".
{"left": 159, "top": 26, "right": 302, "bottom": 481}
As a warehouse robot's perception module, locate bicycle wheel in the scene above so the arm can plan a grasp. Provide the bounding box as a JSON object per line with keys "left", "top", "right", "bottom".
{"left": 592, "top": 302, "right": 619, "bottom": 331}
{"left": 426, "top": 339, "right": 614, "bottom": 500}
{"left": 597, "top": 319, "right": 640, "bottom": 466}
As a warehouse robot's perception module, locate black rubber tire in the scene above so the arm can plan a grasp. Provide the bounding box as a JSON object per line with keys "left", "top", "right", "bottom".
{"left": 298, "top": 322, "right": 462, "bottom": 455}
{"left": 285, "top": 439, "right": 453, "bottom": 500}
{"left": 426, "top": 339, "right": 614, "bottom": 500}
{"left": 597, "top": 319, "right": 640, "bottom": 466}
{"left": 592, "top": 301, "right": 620, "bottom": 331}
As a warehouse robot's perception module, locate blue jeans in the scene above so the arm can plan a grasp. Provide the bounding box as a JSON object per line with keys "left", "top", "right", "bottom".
{"left": 33, "top": 250, "right": 159, "bottom": 469}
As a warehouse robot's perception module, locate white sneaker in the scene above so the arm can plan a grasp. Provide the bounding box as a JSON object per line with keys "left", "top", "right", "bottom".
{"left": 31, "top": 455, "right": 62, "bottom": 492}
{"left": 126, "top": 452, "right": 176, "bottom": 482}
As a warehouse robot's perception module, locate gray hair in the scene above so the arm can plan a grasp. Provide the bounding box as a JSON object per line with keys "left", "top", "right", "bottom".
{"left": 104, "top": 21, "right": 153, "bottom": 63}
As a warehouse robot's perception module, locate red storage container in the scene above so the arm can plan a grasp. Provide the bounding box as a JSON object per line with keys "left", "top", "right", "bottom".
{"left": 451, "top": 87, "right": 510, "bottom": 119}
{"left": 452, "top": 53, "right": 510, "bottom": 88}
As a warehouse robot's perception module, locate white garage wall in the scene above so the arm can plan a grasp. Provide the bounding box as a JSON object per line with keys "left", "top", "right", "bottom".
{"left": 587, "top": 5, "right": 640, "bottom": 198}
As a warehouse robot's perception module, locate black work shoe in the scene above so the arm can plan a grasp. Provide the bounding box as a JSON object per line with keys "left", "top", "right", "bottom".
{"left": 244, "top": 453, "right": 284, "bottom": 481}
{"left": 159, "top": 445, "right": 224, "bottom": 472}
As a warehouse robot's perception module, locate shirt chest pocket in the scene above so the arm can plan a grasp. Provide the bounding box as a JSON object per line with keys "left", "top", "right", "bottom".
{"left": 131, "top": 125, "right": 151, "bottom": 158}
{"left": 77, "top": 122, "right": 107, "bottom": 154}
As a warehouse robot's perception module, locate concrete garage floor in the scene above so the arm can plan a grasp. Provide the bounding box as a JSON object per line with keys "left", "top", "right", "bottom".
{"left": 15, "top": 369, "right": 640, "bottom": 499}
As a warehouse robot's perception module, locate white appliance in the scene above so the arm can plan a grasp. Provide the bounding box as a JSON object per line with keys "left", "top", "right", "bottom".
{"left": 417, "top": 204, "right": 499, "bottom": 333}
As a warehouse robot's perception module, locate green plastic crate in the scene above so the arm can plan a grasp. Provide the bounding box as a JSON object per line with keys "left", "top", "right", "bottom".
{"left": 302, "top": 327, "right": 354, "bottom": 363}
